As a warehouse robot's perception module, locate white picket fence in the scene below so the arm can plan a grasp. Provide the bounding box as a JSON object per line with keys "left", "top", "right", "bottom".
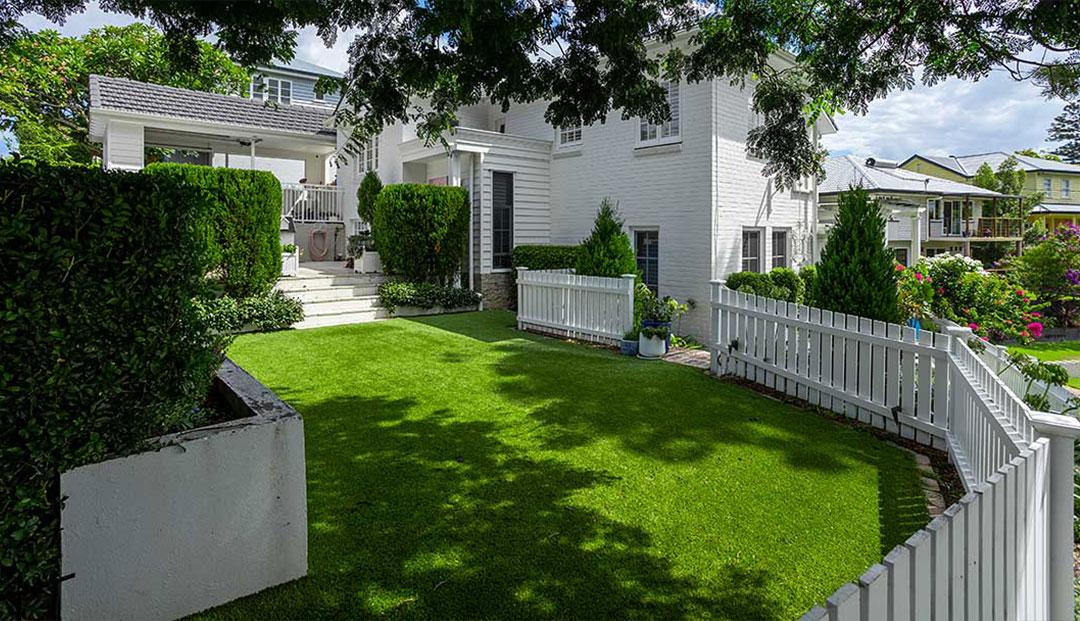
{"left": 516, "top": 268, "right": 635, "bottom": 344}
{"left": 978, "top": 341, "right": 1077, "bottom": 414}
{"left": 710, "top": 282, "right": 1080, "bottom": 621}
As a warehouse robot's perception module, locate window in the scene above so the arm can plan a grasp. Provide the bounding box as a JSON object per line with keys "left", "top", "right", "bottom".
{"left": 893, "top": 247, "right": 909, "bottom": 266}
{"left": 638, "top": 81, "right": 680, "bottom": 145}
{"left": 1063, "top": 179, "right": 1071, "bottom": 199}
{"left": 252, "top": 77, "right": 292, "bottom": 104}
{"left": 927, "top": 199, "right": 940, "bottom": 219}
{"left": 558, "top": 124, "right": 582, "bottom": 147}
{"left": 314, "top": 90, "right": 324, "bottom": 102}
{"left": 748, "top": 100, "right": 765, "bottom": 134}
{"left": 356, "top": 138, "right": 378, "bottom": 173}
{"left": 1044, "top": 178, "right": 1053, "bottom": 197}
{"left": 771, "top": 229, "right": 788, "bottom": 269}
{"left": 741, "top": 229, "right": 762, "bottom": 273}
{"left": 635, "top": 230, "right": 659, "bottom": 292}
{"left": 492, "top": 172, "right": 514, "bottom": 270}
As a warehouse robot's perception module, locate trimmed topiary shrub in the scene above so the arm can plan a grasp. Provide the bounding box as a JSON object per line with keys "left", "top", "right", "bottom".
{"left": 575, "top": 198, "right": 639, "bottom": 278}
{"left": 725, "top": 271, "right": 775, "bottom": 298}
{"left": 372, "top": 184, "right": 470, "bottom": 285}
{"left": 377, "top": 281, "right": 482, "bottom": 313}
{"left": 768, "top": 267, "right": 802, "bottom": 302}
{"left": 799, "top": 265, "right": 817, "bottom": 297}
{"left": 356, "top": 170, "right": 382, "bottom": 225}
{"left": 0, "top": 161, "right": 224, "bottom": 618}
{"left": 145, "top": 163, "right": 281, "bottom": 298}
{"left": 512, "top": 244, "right": 581, "bottom": 271}
{"left": 809, "top": 186, "right": 900, "bottom": 322}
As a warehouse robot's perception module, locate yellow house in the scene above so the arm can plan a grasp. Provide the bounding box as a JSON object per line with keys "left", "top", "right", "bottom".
{"left": 900, "top": 152, "right": 1080, "bottom": 229}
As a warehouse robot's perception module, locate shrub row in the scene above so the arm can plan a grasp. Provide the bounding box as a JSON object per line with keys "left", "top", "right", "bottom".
{"left": 0, "top": 161, "right": 224, "bottom": 617}
{"left": 195, "top": 291, "right": 305, "bottom": 333}
{"left": 378, "top": 281, "right": 482, "bottom": 313}
{"left": 511, "top": 244, "right": 581, "bottom": 270}
{"left": 726, "top": 267, "right": 811, "bottom": 303}
{"left": 372, "top": 184, "right": 469, "bottom": 284}
{"left": 145, "top": 163, "right": 282, "bottom": 298}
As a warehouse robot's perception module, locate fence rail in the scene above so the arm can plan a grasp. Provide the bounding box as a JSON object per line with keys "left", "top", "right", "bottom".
{"left": 977, "top": 341, "right": 1076, "bottom": 415}
{"left": 710, "top": 281, "right": 1080, "bottom": 620}
{"left": 282, "top": 183, "right": 343, "bottom": 223}
{"left": 516, "top": 268, "right": 635, "bottom": 344}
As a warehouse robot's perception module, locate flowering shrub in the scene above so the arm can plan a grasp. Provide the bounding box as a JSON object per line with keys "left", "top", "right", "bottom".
{"left": 1013, "top": 224, "right": 1080, "bottom": 326}
{"left": 895, "top": 263, "right": 935, "bottom": 322}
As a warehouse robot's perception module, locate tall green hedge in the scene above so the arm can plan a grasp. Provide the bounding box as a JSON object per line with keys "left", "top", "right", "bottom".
{"left": 145, "top": 163, "right": 281, "bottom": 297}
{"left": 372, "top": 184, "right": 469, "bottom": 284}
{"left": 0, "top": 161, "right": 224, "bottom": 618}
{"left": 511, "top": 244, "right": 581, "bottom": 270}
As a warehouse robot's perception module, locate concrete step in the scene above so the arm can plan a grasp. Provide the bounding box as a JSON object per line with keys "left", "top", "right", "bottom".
{"left": 294, "top": 308, "right": 389, "bottom": 329}
{"left": 276, "top": 273, "right": 384, "bottom": 292}
{"left": 289, "top": 285, "right": 381, "bottom": 303}
{"left": 302, "top": 297, "right": 382, "bottom": 316}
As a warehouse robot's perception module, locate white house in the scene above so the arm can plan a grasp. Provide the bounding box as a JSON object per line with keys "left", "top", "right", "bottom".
{"left": 89, "top": 53, "right": 835, "bottom": 339}
{"left": 818, "top": 156, "right": 1023, "bottom": 266}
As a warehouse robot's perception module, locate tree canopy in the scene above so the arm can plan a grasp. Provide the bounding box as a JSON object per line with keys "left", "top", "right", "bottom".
{"left": 1048, "top": 101, "right": 1080, "bottom": 163}
{"left": 0, "top": 23, "right": 248, "bottom": 163}
{"left": 6, "top": 1, "right": 1080, "bottom": 186}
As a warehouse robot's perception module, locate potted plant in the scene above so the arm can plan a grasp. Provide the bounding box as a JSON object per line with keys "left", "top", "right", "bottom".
{"left": 347, "top": 232, "right": 381, "bottom": 273}
{"left": 636, "top": 288, "right": 687, "bottom": 359}
{"left": 281, "top": 244, "right": 300, "bottom": 277}
{"left": 620, "top": 327, "right": 640, "bottom": 356}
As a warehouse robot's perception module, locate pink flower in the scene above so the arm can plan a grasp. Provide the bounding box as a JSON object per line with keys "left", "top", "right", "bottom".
{"left": 895, "top": 264, "right": 905, "bottom": 271}
{"left": 1027, "top": 322, "right": 1044, "bottom": 338}
{"left": 1016, "top": 289, "right": 1025, "bottom": 296}
{"left": 937, "top": 288, "right": 944, "bottom": 294}
{"left": 968, "top": 323, "right": 979, "bottom": 330}
{"left": 980, "top": 336, "right": 990, "bottom": 342}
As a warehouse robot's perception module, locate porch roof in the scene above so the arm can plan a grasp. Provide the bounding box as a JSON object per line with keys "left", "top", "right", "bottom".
{"left": 89, "top": 75, "right": 336, "bottom": 141}
{"left": 1031, "top": 202, "right": 1080, "bottom": 215}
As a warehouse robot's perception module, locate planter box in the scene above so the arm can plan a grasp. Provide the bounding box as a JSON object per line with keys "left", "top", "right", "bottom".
{"left": 281, "top": 248, "right": 300, "bottom": 277}
{"left": 354, "top": 250, "right": 381, "bottom": 274}
{"left": 60, "top": 359, "right": 307, "bottom": 621}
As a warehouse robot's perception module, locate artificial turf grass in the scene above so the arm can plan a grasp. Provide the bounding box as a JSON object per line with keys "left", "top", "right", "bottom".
{"left": 1009, "top": 340, "right": 1080, "bottom": 362}
{"left": 197, "top": 311, "right": 928, "bottom": 620}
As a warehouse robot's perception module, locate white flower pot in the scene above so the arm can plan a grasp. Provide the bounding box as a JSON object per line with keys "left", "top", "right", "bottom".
{"left": 281, "top": 248, "right": 299, "bottom": 277}
{"left": 355, "top": 251, "right": 381, "bottom": 274}
{"left": 637, "top": 334, "right": 667, "bottom": 359}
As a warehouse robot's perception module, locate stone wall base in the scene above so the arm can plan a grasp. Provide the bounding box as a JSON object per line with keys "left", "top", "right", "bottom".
{"left": 477, "top": 272, "right": 514, "bottom": 310}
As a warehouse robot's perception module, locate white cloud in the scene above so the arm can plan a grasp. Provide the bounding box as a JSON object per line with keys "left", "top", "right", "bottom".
{"left": 824, "top": 70, "right": 1067, "bottom": 161}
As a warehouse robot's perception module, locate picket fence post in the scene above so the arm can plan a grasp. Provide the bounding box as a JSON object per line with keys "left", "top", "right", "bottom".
{"left": 516, "top": 267, "right": 528, "bottom": 331}
{"left": 621, "top": 274, "right": 636, "bottom": 338}
{"left": 1030, "top": 412, "right": 1080, "bottom": 620}
{"left": 709, "top": 280, "right": 724, "bottom": 376}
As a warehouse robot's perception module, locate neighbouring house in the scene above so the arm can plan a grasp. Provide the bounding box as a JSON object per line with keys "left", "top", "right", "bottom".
{"left": 88, "top": 44, "right": 836, "bottom": 339}
{"left": 901, "top": 151, "right": 1080, "bottom": 229}
{"left": 818, "top": 156, "right": 1022, "bottom": 266}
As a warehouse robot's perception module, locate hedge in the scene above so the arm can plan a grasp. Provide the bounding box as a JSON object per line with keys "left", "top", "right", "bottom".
{"left": 372, "top": 184, "right": 469, "bottom": 284}
{"left": 511, "top": 245, "right": 581, "bottom": 270}
{"left": 377, "top": 281, "right": 482, "bottom": 313}
{"left": 145, "top": 163, "right": 281, "bottom": 297}
{"left": 0, "top": 161, "right": 224, "bottom": 618}
{"left": 195, "top": 291, "right": 305, "bottom": 333}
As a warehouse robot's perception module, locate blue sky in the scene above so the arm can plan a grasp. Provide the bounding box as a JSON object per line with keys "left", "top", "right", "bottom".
{"left": 10, "top": 2, "right": 1070, "bottom": 162}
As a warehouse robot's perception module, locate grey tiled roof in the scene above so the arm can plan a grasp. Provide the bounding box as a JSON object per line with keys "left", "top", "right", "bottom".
{"left": 1031, "top": 202, "right": 1080, "bottom": 214}
{"left": 266, "top": 59, "right": 343, "bottom": 78}
{"left": 90, "top": 75, "right": 335, "bottom": 137}
{"left": 956, "top": 151, "right": 1080, "bottom": 175}
{"left": 821, "top": 156, "right": 1008, "bottom": 198}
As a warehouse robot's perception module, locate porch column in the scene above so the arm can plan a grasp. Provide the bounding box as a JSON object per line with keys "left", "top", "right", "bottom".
{"left": 448, "top": 150, "right": 462, "bottom": 187}
{"left": 910, "top": 213, "right": 921, "bottom": 263}
{"left": 303, "top": 154, "right": 326, "bottom": 184}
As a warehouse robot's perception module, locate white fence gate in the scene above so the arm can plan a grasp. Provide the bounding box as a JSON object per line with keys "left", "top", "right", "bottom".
{"left": 710, "top": 282, "right": 1080, "bottom": 621}
{"left": 516, "top": 268, "right": 635, "bottom": 344}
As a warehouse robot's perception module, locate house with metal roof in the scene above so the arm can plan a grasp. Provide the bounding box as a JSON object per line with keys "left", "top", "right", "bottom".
{"left": 819, "top": 155, "right": 1023, "bottom": 266}
{"left": 900, "top": 151, "right": 1080, "bottom": 230}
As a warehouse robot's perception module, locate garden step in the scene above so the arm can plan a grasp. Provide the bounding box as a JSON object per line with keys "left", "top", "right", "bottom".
{"left": 302, "top": 297, "right": 382, "bottom": 316}
{"left": 289, "top": 285, "right": 381, "bottom": 303}
{"left": 294, "top": 308, "right": 389, "bottom": 329}
{"left": 275, "top": 273, "right": 384, "bottom": 292}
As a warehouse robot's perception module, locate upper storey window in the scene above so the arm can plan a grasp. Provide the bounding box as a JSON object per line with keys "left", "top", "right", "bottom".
{"left": 638, "top": 81, "right": 680, "bottom": 146}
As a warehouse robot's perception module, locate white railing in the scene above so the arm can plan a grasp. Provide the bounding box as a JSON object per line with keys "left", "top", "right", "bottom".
{"left": 710, "top": 282, "right": 1080, "bottom": 620}
{"left": 282, "top": 183, "right": 343, "bottom": 223}
{"left": 516, "top": 268, "right": 635, "bottom": 344}
{"left": 977, "top": 341, "right": 1076, "bottom": 415}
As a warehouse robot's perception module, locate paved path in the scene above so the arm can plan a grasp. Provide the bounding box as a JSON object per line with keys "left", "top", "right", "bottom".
{"left": 663, "top": 347, "right": 711, "bottom": 370}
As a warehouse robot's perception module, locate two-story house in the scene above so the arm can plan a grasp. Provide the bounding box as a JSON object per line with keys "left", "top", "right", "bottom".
{"left": 89, "top": 47, "right": 834, "bottom": 338}
{"left": 818, "top": 156, "right": 1019, "bottom": 266}
{"left": 900, "top": 152, "right": 1080, "bottom": 230}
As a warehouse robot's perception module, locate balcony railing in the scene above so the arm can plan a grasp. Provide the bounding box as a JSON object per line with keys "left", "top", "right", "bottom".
{"left": 927, "top": 217, "right": 1023, "bottom": 239}
{"left": 282, "top": 183, "right": 343, "bottom": 223}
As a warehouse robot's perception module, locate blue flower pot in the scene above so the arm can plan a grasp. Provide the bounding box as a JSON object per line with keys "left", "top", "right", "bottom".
{"left": 620, "top": 338, "right": 639, "bottom": 356}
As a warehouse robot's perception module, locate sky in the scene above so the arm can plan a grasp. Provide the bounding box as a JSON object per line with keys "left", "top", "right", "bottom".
{"left": 11, "top": 2, "right": 1072, "bottom": 162}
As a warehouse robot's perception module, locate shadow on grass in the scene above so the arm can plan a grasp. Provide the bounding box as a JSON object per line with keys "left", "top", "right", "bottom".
{"left": 199, "top": 390, "right": 784, "bottom": 619}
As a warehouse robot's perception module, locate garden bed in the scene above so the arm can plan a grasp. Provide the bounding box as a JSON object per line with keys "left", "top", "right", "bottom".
{"left": 60, "top": 359, "right": 307, "bottom": 621}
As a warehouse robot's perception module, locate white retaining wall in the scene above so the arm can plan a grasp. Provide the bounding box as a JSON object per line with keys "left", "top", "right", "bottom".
{"left": 60, "top": 360, "right": 308, "bottom": 621}
{"left": 516, "top": 268, "right": 635, "bottom": 344}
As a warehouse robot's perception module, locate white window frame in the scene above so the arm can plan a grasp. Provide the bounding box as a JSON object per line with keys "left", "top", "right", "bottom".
{"left": 1043, "top": 178, "right": 1053, "bottom": 197}
{"left": 637, "top": 81, "right": 680, "bottom": 147}
{"left": 252, "top": 76, "right": 293, "bottom": 105}
{"left": 356, "top": 138, "right": 379, "bottom": 174}
{"left": 771, "top": 228, "right": 789, "bottom": 269}
{"left": 633, "top": 227, "right": 660, "bottom": 292}
{"left": 1062, "top": 178, "right": 1071, "bottom": 199}
{"left": 741, "top": 228, "right": 764, "bottom": 273}
{"left": 558, "top": 123, "right": 583, "bottom": 147}
{"left": 491, "top": 170, "right": 515, "bottom": 272}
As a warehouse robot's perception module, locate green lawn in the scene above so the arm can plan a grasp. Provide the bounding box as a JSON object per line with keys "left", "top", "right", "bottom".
{"left": 1009, "top": 340, "right": 1080, "bottom": 362}
{"left": 199, "top": 311, "right": 927, "bottom": 620}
